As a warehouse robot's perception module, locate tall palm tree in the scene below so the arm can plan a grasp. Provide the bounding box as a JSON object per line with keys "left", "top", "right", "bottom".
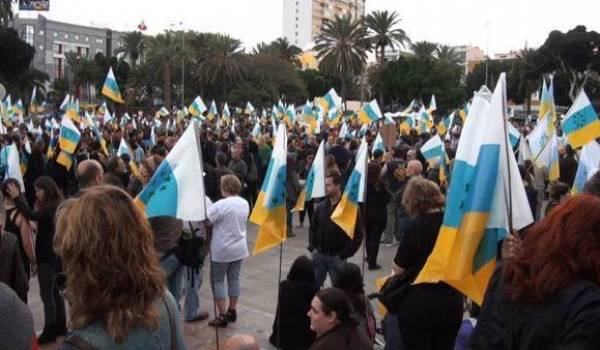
{"left": 252, "top": 42, "right": 277, "bottom": 55}
{"left": 314, "top": 14, "right": 368, "bottom": 102}
{"left": 5, "top": 67, "right": 49, "bottom": 103}
{"left": 515, "top": 47, "right": 540, "bottom": 115}
{"left": 114, "top": 31, "right": 144, "bottom": 68}
{"left": 270, "top": 37, "right": 302, "bottom": 66}
{"left": 411, "top": 41, "right": 438, "bottom": 59}
{"left": 0, "top": 0, "right": 15, "bottom": 27}
{"left": 435, "top": 45, "right": 460, "bottom": 65}
{"left": 365, "top": 10, "right": 410, "bottom": 65}
{"left": 146, "top": 31, "right": 181, "bottom": 108}
{"left": 48, "top": 78, "right": 69, "bottom": 107}
{"left": 196, "top": 34, "right": 247, "bottom": 101}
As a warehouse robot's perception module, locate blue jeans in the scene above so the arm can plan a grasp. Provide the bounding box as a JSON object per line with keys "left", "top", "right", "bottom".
{"left": 160, "top": 254, "right": 184, "bottom": 302}
{"left": 312, "top": 251, "right": 345, "bottom": 287}
{"left": 211, "top": 259, "right": 242, "bottom": 300}
{"left": 182, "top": 266, "right": 204, "bottom": 320}
{"left": 383, "top": 313, "right": 404, "bottom": 350}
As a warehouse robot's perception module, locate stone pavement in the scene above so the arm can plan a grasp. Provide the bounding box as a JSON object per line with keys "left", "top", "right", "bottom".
{"left": 30, "top": 219, "right": 398, "bottom": 349}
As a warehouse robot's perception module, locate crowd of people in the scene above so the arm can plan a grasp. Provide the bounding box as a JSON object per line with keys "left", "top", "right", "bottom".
{"left": 0, "top": 103, "right": 599, "bottom": 350}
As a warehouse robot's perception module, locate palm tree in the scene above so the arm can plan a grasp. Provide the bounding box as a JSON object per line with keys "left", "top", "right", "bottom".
{"left": 365, "top": 10, "right": 410, "bottom": 65}
{"left": 66, "top": 52, "right": 101, "bottom": 103}
{"left": 0, "top": 0, "right": 15, "bottom": 27}
{"left": 48, "top": 78, "right": 69, "bottom": 108}
{"left": 196, "top": 34, "right": 247, "bottom": 101}
{"left": 515, "top": 47, "right": 540, "bottom": 115}
{"left": 411, "top": 41, "right": 438, "bottom": 59}
{"left": 252, "top": 42, "right": 277, "bottom": 55}
{"left": 270, "top": 37, "right": 302, "bottom": 66}
{"left": 314, "top": 14, "right": 368, "bottom": 103}
{"left": 5, "top": 67, "right": 49, "bottom": 104}
{"left": 435, "top": 45, "right": 460, "bottom": 65}
{"left": 146, "top": 31, "right": 181, "bottom": 108}
{"left": 114, "top": 31, "right": 144, "bottom": 68}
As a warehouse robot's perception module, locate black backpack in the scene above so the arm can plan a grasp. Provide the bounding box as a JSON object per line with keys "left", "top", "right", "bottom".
{"left": 174, "top": 222, "right": 207, "bottom": 270}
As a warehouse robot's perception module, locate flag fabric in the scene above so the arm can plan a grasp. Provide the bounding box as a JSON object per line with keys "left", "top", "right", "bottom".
{"left": 331, "top": 137, "right": 368, "bottom": 239}
{"left": 150, "top": 125, "right": 157, "bottom": 146}
{"left": 13, "top": 99, "right": 24, "bottom": 116}
{"left": 56, "top": 150, "right": 74, "bottom": 170}
{"left": 302, "top": 101, "right": 317, "bottom": 132}
{"left": 327, "top": 107, "right": 341, "bottom": 127}
{"left": 4, "top": 144, "right": 25, "bottom": 191}
{"left": 207, "top": 100, "right": 218, "bottom": 121}
{"left": 428, "top": 94, "right": 437, "bottom": 113}
{"left": 293, "top": 140, "right": 326, "bottom": 212}
{"left": 420, "top": 134, "right": 445, "bottom": 167}
{"left": 507, "top": 122, "right": 521, "bottom": 149}
{"left": 284, "top": 104, "right": 295, "bottom": 128}
{"left": 245, "top": 102, "right": 255, "bottom": 115}
{"left": 561, "top": 89, "right": 600, "bottom": 149}
{"left": 29, "top": 86, "right": 37, "bottom": 115}
{"left": 189, "top": 96, "right": 207, "bottom": 117}
{"left": 572, "top": 141, "right": 600, "bottom": 194}
{"left": 358, "top": 99, "right": 383, "bottom": 125}
{"left": 101, "top": 67, "right": 124, "bottom": 103}
{"left": 117, "top": 138, "right": 140, "bottom": 176}
{"left": 135, "top": 120, "right": 207, "bottom": 221}
{"left": 66, "top": 97, "right": 81, "bottom": 123}
{"left": 415, "top": 73, "right": 534, "bottom": 305}
{"left": 372, "top": 132, "right": 385, "bottom": 156}
{"left": 319, "top": 88, "right": 341, "bottom": 113}
{"left": 526, "top": 115, "right": 552, "bottom": 161}
{"left": 277, "top": 99, "right": 286, "bottom": 117}
{"left": 59, "top": 115, "right": 81, "bottom": 154}
{"left": 250, "top": 123, "right": 288, "bottom": 255}
{"left": 438, "top": 112, "right": 455, "bottom": 136}
{"left": 539, "top": 77, "right": 556, "bottom": 123}
{"left": 251, "top": 120, "right": 261, "bottom": 140}
{"left": 59, "top": 94, "right": 69, "bottom": 111}
{"left": 548, "top": 134, "right": 560, "bottom": 182}
{"left": 518, "top": 137, "right": 533, "bottom": 166}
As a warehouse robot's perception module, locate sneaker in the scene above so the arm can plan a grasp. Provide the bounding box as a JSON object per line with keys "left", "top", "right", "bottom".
{"left": 208, "top": 315, "right": 229, "bottom": 328}
{"left": 225, "top": 308, "right": 237, "bottom": 323}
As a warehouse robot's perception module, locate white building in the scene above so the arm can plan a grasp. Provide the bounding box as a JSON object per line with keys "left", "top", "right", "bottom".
{"left": 283, "top": 0, "right": 365, "bottom": 51}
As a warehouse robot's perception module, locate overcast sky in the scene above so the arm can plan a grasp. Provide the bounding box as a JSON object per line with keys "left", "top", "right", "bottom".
{"left": 18, "top": 0, "right": 600, "bottom": 54}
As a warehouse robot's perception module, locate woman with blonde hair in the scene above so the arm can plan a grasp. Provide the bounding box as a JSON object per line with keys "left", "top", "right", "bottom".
{"left": 207, "top": 174, "right": 250, "bottom": 328}
{"left": 55, "top": 185, "right": 186, "bottom": 349}
{"left": 393, "top": 177, "right": 463, "bottom": 350}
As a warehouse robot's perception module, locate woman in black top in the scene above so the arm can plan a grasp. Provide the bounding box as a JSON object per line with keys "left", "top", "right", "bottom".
{"left": 270, "top": 255, "right": 318, "bottom": 349}
{"left": 7, "top": 176, "right": 66, "bottom": 344}
{"left": 393, "top": 178, "right": 463, "bottom": 350}
{"left": 365, "top": 162, "right": 389, "bottom": 270}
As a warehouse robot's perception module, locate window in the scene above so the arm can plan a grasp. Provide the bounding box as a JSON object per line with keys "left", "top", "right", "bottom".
{"left": 75, "top": 35, "right": 79, "bottom": 40}
{"left": 53, "top": 43, "right": 63, "bottom": 54}
{"left": 85, "top": 36, "right": 89, "bottom": 42}
{"left": 53, "top": 32, "right": 57, "bottom": 37}
{"left": 39, "top": 30, "right": 44, "bottom": 35}
{"left": 25, "top": 25, "right": 34, "bottom": 45}
{"left": 85, "top": 47, "right": 90, "bottom": 56}
{"left": 39, "top": 45, "right": 44, "bottom": 51}
{"left": 96, "top": 38, "right": 103, "bottom": 44}
{"left": 64, "top": 33, "right": 68, "bottom": 39}
{"left": 96, "top": 48, "right": 103, "bottom": 54}
{"left": 54, "top": 57, "right": 63, "bottom": 79}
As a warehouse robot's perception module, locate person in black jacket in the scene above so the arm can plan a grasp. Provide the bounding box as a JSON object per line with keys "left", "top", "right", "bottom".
{"left": 7, "top": 176, "right": 66, "bottom": 345}
{"left": 270, "top": 255, "right": 318, "bottom": 349}
{"left": 308, "top": 171, "right": 363, "bottom": 287}
{"left": 365, "top": 162, "right": 389, "bottom": 270}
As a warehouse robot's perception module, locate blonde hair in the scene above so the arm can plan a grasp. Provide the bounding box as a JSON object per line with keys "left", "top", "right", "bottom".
{"left": 402, "top": 177, "right": 445, "bottom": 217}
{"left": 221, "top": 174, "right": 242, "bottom": 196}
{"left": 54, "top": 185, "right": 165, "bottom": 342}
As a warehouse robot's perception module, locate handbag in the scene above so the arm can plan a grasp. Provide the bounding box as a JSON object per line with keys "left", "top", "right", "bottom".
{"left": 369, "top": 266, "right": 419, "bottom": 313}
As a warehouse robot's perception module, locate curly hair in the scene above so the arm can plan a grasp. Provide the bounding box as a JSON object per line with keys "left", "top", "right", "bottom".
{"left": 54, "top": 185, "right": 165, "bottom": 342}
{"left": 401, "top": 177, "right": 445, "bottom": 217}
{"left": 503, "top": 195, "right": 600, "bottom": 304}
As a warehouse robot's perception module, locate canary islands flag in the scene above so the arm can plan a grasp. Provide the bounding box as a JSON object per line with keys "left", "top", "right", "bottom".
{"left": 59, "top": 115, "right": 81, "bottom": 154}
{"left": 372, "top": 132, "right": 385, "bottom": 156}
{"left": 207, "top": 100, "right": 218, "bottom": 121}
{"left": 101, "top": 67, "right": 124, "bottom": 103}
{"left": 189, "top": 96, "right": 207, "bottom": 117}
{"left": 331, "top": 137, "right": 367, "bottom": 239}
{"left": 135, "top": 120, "right": 207, "bottom": 221}
{"left": 358, "top": 99, "right": 383, "bottom": 125}
{"left": 572, "top": 140, "right": 600, "bottom": 194}
{"left": 319, "top": 88, "right": 341, "bottom": 113}
{"left": 284, "top": 104, "right": 295, "bottom": 128}
{"left": 561, "top": 89, "right": 600, "bottom": 149}
{"left": 250, "top": 123, "right": 287, "bottom": 255}
{"left": 415, "top": 73, "right": 533, "bottom": 305}
{"left": 293, "top": 140, "right": 325, "bottom": 212}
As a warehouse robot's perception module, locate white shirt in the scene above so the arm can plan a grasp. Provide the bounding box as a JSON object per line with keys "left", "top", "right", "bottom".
{"left": 207, "top": 196, "right": 250, "bottom": 263}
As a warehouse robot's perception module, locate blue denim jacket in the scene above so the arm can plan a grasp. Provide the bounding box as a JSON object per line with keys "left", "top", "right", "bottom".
{"left": 60, "top": 291, "right": 187, "bottom": 350}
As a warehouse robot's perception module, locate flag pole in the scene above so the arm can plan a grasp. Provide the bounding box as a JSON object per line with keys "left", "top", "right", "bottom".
{"left": 500, "top": 77, "right": 514, "bottom": 234}
{"left": 276, "top": 241, "right": 284, "bottom": 349}
{"left": 194, "top": 120, "right": 221, "bottom": 350}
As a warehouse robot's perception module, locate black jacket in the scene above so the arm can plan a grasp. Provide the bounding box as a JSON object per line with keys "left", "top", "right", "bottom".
{"left": 469, "top": 268, "right": 600, "bottom": 350}
{"left": 309, "top": 199, "right": 363, "bottom": 260}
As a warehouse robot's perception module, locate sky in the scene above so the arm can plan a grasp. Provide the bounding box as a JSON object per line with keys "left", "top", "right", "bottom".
{"left": 16, "top": 0, "right": 600, "bottom": 55}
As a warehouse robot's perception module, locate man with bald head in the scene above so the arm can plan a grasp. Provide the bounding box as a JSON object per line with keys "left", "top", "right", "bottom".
{"left": 406, "top": 159, "right": 423, "bottom": 178}
{"left": 224, "top": 334, "right": 260, "bottom": 350}
{"left": 76, "top": 160, "right": 104, "bottom": 189}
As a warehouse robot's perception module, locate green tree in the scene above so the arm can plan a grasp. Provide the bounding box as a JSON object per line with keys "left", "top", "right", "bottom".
{"left": 4, "top": 67, "right": 49, "bottom": 105}
{"left": 48, "top": 78, "right": 69, "bottom": 109}
{"left": 411, "top": 41, "right": 438, "bottom": 59}
{"left": 0, "top": 27, "right": 34, "bottom": 83}
{"left": 365, "top": 10, "right": 410, "bottom": 65}
{"left": 270, "top": 37, "right": 302, "bottom": 66}
{"left": 537, "top": 26, "right": 600, "bottom": 101}
{"left": 145, "top": 31, "right": 181, "bottom": 108}
{"left": 196, "top": 34, "right": 247, "bottom": 101}
{"left": 435, "top": 45, "right": 460, "bottom": 65}
{"left": 512, "top": 47, "right": 541, "bottom": 114}
{"left": 252, "top": 42, "right": 277, "bottom": 55}
{"left": 465, "top": 59, "right": 518, "bottom": 102}
{"left": 314, "top": 14, "right": 368, "bottom": 103}
{"left": 66, "top": 52, "right": 102, "bottom": 103}
{"left": 297, "top": 69, "right": 335, "bottom": 99}
{"left": 114, "top": 31, "right": 144, "bottom": 68}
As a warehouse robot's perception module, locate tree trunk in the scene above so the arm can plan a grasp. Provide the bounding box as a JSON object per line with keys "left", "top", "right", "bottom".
{"left": 164, "top": 66, "right": 171, "bottom": 109}
{"left": 378, "top": 45, "right": 385, "bottom": 107}
{"left": 341, "top": 71, "right": 347, "bottom": 110}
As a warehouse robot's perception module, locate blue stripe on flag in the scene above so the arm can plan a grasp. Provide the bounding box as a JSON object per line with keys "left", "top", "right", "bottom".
{"left": 138, "top": 161, "right": 178, "bottom": 217}
{"left": 563, "top": 105, "right": 597, "bottom": 134}
{"left": 343, "top": 169, "right": 362, "bottom": 203}
{"left": 266, "top": 165, "right": 286, "bottom": 209}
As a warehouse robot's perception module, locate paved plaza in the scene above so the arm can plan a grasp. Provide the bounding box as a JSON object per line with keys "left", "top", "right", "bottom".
{"left": 30, "top": 219, "right": 397, "bottom": 349}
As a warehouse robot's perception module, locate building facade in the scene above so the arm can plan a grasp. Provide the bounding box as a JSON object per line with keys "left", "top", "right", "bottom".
{"left": 9, "top": 14, "right": 125, "bottom": 82}
{"left": 452, "top": 45, "right": 486, "bottom": 77}
{"left": 283, "top": 0, "right": 365, "bottom": 51}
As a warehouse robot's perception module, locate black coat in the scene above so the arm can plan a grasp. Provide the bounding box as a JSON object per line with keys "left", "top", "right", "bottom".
{"left": 309, "top": 199, "right": 363, "bottom": 260}
{"left": 270, "top": 280, "right": 318, "bottom": 350}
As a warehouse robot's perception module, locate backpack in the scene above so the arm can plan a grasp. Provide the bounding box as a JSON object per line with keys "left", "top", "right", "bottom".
{"left": 174, "top": 222, "right": 207, "bottom": 270}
